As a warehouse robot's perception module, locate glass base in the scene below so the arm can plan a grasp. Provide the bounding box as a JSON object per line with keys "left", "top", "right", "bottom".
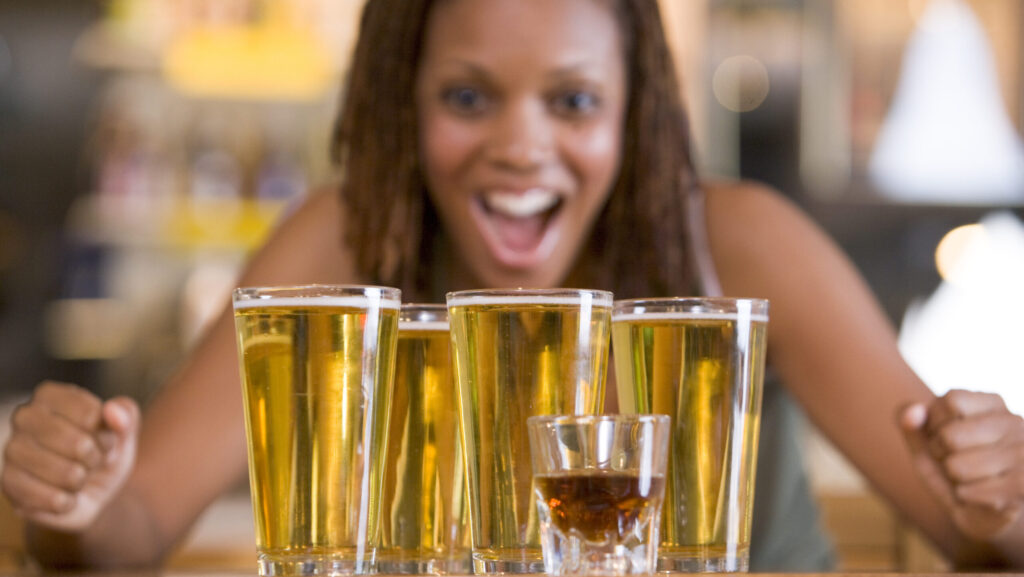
{"left": 375, "top": 555, "right": 472, "bottom": 575}
{"left": 657, "top": 551, "right": 749, "bottom": 573}
{"left": 258, "top": 553, "right": 376, "bottom": 575}
{"left": 472, "top": 551, "right": 546, "bottom": 574}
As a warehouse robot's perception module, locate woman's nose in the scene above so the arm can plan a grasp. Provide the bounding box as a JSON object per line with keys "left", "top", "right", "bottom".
{"left": 485, "top": 98, "right": 554, "bottom": 171}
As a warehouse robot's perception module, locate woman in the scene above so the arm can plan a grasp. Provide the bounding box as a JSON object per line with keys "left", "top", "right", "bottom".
{"left": 3, "top": 0, "right": 1023, "bottom": 569}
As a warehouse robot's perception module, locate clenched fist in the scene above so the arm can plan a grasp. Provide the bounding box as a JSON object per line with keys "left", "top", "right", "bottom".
{"left": 1, "top": 382, "right": 139, "bottom": 533}
{"left": 901, "top": 389, "right": 1024, "bottom": 541}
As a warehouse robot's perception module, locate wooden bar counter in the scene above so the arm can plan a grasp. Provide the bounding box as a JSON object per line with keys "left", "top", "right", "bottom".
{"left": 0, "top": 483, "right": 1005, "bottom": 577}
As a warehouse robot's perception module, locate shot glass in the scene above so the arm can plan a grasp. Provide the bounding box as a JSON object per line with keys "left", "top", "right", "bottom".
{"left": 527, "top": 414, "right": 670, "bottom": 576}
{"left": 233, "top": 285, "right": 401, "bottom": 575}
{"left": 612, "top": 297, "right": 768, "bottom": 572}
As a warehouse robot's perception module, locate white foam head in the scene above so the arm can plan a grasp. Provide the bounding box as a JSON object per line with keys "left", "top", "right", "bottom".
{"left": 447, "top": 294, "right": 613, "bottom": 308}
{"left": 612, "top": 311, "right": 769, "bottom": 323}
{"left": 234, "top": 295, "right": 401, "bottom": 310}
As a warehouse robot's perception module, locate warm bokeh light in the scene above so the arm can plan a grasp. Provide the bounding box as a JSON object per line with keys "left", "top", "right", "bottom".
{"left": 934, "top": 223, "right": 986, "bottom": 282}
{"left": 163, "top": 24, "right": 335, "bottom": 101}
{"left": 712, "top": 55, "right": 771, "bottom": 113}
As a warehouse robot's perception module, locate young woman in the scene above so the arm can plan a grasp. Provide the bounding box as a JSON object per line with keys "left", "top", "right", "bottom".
{"left": 3, "top": 0, "right": 1023, "bottom": 570}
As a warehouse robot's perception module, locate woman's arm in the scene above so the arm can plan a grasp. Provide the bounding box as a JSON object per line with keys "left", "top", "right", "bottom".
{"left": 21, "top": 191, "right": 359, "bottom": 568}
{"left": 705, "top": 180, "right": 1023, "bottom": 568}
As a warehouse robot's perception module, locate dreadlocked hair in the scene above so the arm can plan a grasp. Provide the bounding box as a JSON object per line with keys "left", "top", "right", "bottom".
{"left": 585, "top": 0, "right": 699, "bottom": 298}
{"left": 330, "top": 0, "right": 435, "bottom": 299}
{"left": 331, "top": 0, "right": 700, "bottom": 301}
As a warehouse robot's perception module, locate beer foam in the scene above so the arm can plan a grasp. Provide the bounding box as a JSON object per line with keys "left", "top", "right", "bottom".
{"left": 612, "top": 311, "right": 769, "bottom": 323}
{"left": 446, "top": 295, "right": 613, "bottom": 308}
{"left": 233, "top": 296, "right": 401, "bottom": 310}
{"left": 399, "top": 321, "right": 450, "bottom": 332}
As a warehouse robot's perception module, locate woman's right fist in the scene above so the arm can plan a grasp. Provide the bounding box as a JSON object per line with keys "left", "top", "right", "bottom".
{"left": 1, "top": 381, "right": 140, "bottom": 532}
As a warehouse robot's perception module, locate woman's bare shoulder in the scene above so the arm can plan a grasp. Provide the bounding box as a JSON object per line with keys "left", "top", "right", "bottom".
{"left": 700, "top": 178, "right": 848, "bottom": 298}
{"left": 702, "top": 178, "right": 800, "bottom": 237}
{"left": 702, "top": 179, "right": 809, "bottom": 257}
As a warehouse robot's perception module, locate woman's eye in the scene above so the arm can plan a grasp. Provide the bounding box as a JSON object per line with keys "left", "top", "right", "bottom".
{"left": 552, "top": 91, "right": 600, "bottom": 116}
{"left": 442, "top": 87, "right": 488, "bottom": 114}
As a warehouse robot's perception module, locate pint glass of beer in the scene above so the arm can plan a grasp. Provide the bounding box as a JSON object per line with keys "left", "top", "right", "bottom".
{"left": 612, "top": 298, "right": 768, "bottom": 572}
{"left": 379, "top": 304, "right": 470, "bottom": 575}
{"left": 447, "top": 289, "right": 612, "bottom": 574}
{"left": 233, "top": 285, "right": 401, "bottom": 576}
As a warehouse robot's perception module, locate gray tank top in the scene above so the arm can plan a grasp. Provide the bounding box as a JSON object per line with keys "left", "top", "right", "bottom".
{"left": 687, "top": 189, "right": 836, "bottom": 571}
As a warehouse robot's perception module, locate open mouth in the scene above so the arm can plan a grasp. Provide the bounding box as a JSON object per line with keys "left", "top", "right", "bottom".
{"left": 472, "top": 188, "right": 565, "bottom": 267}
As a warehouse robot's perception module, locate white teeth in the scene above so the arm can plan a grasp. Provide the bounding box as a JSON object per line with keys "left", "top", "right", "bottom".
{"left": 483, "top": 189, "right": 560, "bottom": 218}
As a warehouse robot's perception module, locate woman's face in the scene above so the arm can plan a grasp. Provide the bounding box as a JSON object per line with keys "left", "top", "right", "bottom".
{"left": 416, "top": 0, "right": 627, "bottom": 289}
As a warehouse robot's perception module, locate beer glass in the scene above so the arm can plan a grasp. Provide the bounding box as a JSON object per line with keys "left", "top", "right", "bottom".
{"left": 233, "top": 285, "right": 401, "bottom": 576}
{"left": 612, "top": 298, "right": 768, "bottom": 572}
{"left": 528, "top": 414, "right": 670, "bottom": 576}
{"left": 447, "top": 289, "right": 612, "bottom": 574}
{"left": 379, "top": 304, "right": 470, "bottom": 574}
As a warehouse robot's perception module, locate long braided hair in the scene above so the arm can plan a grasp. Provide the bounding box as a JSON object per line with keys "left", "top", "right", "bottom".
{"left": 330, "top": 0, "right": 700, "bottom": 300}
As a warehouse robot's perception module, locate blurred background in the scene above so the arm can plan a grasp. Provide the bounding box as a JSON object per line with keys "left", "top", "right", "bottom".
{"left": 0, "top": 0, "right": 1022, "bottom": 571}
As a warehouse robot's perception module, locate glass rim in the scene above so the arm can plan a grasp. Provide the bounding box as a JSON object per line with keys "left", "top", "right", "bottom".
{"left": 612, "top": 296, "right": 768, "bottom": 319}
{"left": 526, "top": 414, "right": 671, "bottom": 428}
{"left": 399, "top": 303, "right": 449, "bottom": 326}
{"left": 446, "top": 288, "right": 613, "bottom": 308}
{"left": 232, "top": 284, "right": 401, "bottom": 310}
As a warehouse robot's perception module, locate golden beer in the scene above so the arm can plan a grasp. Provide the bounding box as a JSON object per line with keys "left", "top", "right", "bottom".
{"left": 380, "top": 305, "right": 470, "bottom": 574}
{"left": 448, "top": 290, "right": 612, "bottom": 574}
{"left": 234, "top": 286, "right": 400, "bottom": 576}
{"left": 612, "top": 299, "right": 768, "bottom": 573}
